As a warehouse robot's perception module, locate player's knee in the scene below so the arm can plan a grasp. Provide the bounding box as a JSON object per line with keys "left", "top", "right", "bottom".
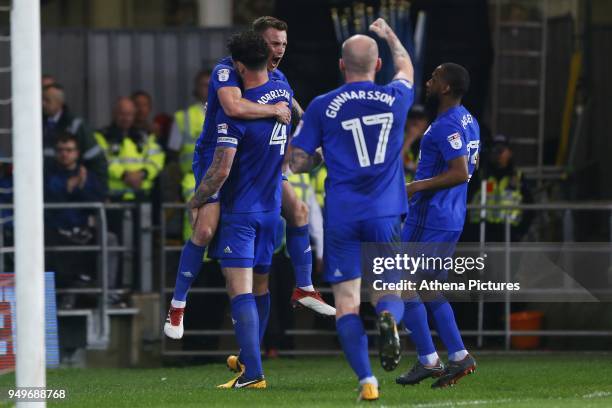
{"left": 191, "top": 224, "right": 214, "bottom": 246}
{"left": 335, "top": 294, "right": 360, "bottom": 318}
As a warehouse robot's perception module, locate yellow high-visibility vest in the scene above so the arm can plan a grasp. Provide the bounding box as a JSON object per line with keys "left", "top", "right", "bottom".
{"left": 310, "top": 165, "right": 327, "bottom": 209}
{"left": 94, "top": 130, "right": 165, "bottom": 201}
{"left": 469, "top": 173, "right": 523, "bottom": 226}
{"left": 174, "top": 103, "right": 205, "bottom": 174}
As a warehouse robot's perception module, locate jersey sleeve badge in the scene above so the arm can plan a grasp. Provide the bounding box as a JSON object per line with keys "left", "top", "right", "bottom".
{"left": 217, "top": 68, "right": 230, "bottom": 82}
{"left": 447, "top": 132, "right": 463, "bottom": 150}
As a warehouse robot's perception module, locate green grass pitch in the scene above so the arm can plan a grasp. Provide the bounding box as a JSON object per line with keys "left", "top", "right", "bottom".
{"left": 1, "top": 354, "right": 612, "bottom": 407}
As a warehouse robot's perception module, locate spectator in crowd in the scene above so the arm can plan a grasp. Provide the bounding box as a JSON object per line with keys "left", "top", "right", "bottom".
{"left": 466, "top": 134, "right": 533, "bottom": 242}
{"left": 131, "top": 90, "right": 156, "bottom": 136}
{"left": 167, "top": 69, "right": 210, "bottom": 175}
{"left": 401, "top": 105, "right": 429, "bottom": 182}
{"left": 310, "top": 164, "right": 326, "bottom": 212}
{"left": 152, "top": 112, "right": 173, "bottom": 152}
{"left": 43, "top": 132, "right": 106, "bottom": 308}
{"left": 42, "top": 74, "right": 55, "bottom": 87}
{"left": 94, "top": 97, "right": 165, "bottom": 202}
{"left": 43, "top": 83, "right": 108, "bottom": 184}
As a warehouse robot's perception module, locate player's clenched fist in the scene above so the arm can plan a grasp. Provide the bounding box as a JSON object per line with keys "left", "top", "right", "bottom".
{"left": 369, "top": 18, "right": 391, "bottom": 39}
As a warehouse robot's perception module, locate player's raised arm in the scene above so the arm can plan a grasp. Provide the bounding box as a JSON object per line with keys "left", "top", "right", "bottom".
{"left": 369, "top": 18, "right": 414, "bottom": 83}
{"left": 189, "top": 145, "right": 236, "bottom": 210}
{"left": 218, "top": 87, "right": 291, "bottom": 124}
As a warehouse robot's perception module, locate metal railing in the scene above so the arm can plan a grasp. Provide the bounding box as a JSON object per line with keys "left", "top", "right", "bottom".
{"left": 159, "top": 202, "right": 612, "bottom": 356}
{"left": 0, "top": 201, "right": 148, "bottom": 348}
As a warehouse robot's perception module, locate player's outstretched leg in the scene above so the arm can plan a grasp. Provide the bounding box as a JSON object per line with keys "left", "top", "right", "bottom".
{"left": 333, "top": 279, "right": 379, "bottom": 401}
{"left": 396, "top": 295, "right": 445, "bottom": 385}
{"left": 424, "top": 293, "right": 476, "bottom": 388}
{"left": 164, "top": 202, "right": 219, "bottom": 340}
{"left": 282, "top": 180, "right": 335, "bottom": 316}
{"left": 373, "top": 294, "right": 403, "bottom": 372}
{"left": 218, "top": 268, "right": 266, "bottom": 389}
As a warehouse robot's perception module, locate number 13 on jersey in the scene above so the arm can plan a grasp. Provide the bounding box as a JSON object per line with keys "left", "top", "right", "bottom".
{"left": 341, "top": 112, "right": 394, "bottom": 167}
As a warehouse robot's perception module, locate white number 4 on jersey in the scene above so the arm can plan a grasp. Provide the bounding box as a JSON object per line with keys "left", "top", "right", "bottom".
{"left": 269, "top": 122, "right": 288, "bottom": 155}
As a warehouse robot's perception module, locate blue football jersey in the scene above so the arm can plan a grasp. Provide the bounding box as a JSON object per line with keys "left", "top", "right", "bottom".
{"left": 215, "top": 80, "right": 294, "bottom": 213}
{"left": 194, "top": 56, "right": 289, "bottom": 160}
{"left": 406, "top": 105, "right": 481, "bottom": 231}
{"left": 291, "top": 79, "right": 414, "bottom": 226}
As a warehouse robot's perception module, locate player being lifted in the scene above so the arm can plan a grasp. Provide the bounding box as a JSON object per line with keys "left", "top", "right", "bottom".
{"left": 191, "top": 30, "right": 293, "bottom": 389}
{"left": 290, "top": 19, "right": 414, "bottom": 401}
{"left": 164, "top": 16, "right": 335, "bottom": 341}
{"left": 396, "top": 63, "right": 480, "bottom": 388}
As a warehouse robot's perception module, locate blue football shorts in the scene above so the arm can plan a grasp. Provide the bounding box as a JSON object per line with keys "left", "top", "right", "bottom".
{"left": 209, "top": 209, "right": 280, "bottom": 273}
{"left": 401, "top": 223, "right": 462, "bottom": 281}
{"left": 324, "top": 215, "right": 401, "bottom": 284}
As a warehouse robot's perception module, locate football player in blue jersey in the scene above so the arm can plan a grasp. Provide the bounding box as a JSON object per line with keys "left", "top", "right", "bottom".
{"left": 164, "top": 17, "right": 335, "bottom": 342}
{"left": 188, "top": 30, "right": 293, "bottom": 389}
{"left": 396, "top": 63, "right": 480, "bottom": 388}
{"left": 290, "top": 18, "right": 415, "bottom": 401}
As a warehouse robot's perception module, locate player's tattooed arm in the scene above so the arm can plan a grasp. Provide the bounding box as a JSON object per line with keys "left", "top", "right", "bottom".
{"left": 369, "top": 18, "right": 414, "bottom": 83}
{"left": 407, "top": 156, "right": 469, "bottom": 197}
{"left": 290, "top": 147, "right": 322, "bottom": 174}
{"left": 189, "top": 146, "right": 236, "bottom": 209}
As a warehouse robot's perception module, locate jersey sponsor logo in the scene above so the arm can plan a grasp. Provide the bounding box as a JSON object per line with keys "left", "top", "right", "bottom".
{"left": 447, "top": 132, "right": 463, "bottom": 150}
{"left": 218, "top": 68, "right": 230, "bottom": 82}
{"left": 217, "top": 136, "right": 238, "bottom": 145}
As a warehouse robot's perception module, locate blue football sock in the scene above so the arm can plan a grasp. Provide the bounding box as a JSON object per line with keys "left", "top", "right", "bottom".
{"left": 403, "top": 298, "right": 437, "bottom": 362}
{"left": 336, "top": 314, "right": 372, "bottom": 381}
{"left": 231, "top": 293, "right": 263, "bottom": 379}
{"left": 172, "top": 240, "right": 206, "bottom": 302}
{"left": 375, "top": 294, "right": 404, "bottom": 323}
{"left": 286, "top": 225, "right": 313, "bottom": 288}
{"left": 255, "top": 292, "right": 270, "bottom": 342}
{"left": 425, "top": 296, "right": 465, "bottom": 355}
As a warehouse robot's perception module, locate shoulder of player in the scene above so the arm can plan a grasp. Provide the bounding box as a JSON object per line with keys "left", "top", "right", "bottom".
{"left": 429, "top": 117, "right": 464, "bottom": 139}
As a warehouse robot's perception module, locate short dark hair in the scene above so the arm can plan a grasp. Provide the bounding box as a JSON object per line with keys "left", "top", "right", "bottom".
{"left": 43, "top": 83, "right": 64, "bottom": 93}
{"left": 252, "top": 16, "right": 288, "bottom": 33}
{"left": 131, "top": 90, "right": 152, "bottom": 104}
{"left": 227, "top": 30, "right": 269, "bottom": 71}
{"left": 440, "top": 63, "right": 470, "bottom": 98}
{"left": 55, "top": 132, "right": 79, "bottom": 149}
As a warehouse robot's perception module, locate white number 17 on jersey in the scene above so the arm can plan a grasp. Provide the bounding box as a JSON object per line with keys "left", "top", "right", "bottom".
{"left": 341, "top": 112, "right": 394, "bottom": 167}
